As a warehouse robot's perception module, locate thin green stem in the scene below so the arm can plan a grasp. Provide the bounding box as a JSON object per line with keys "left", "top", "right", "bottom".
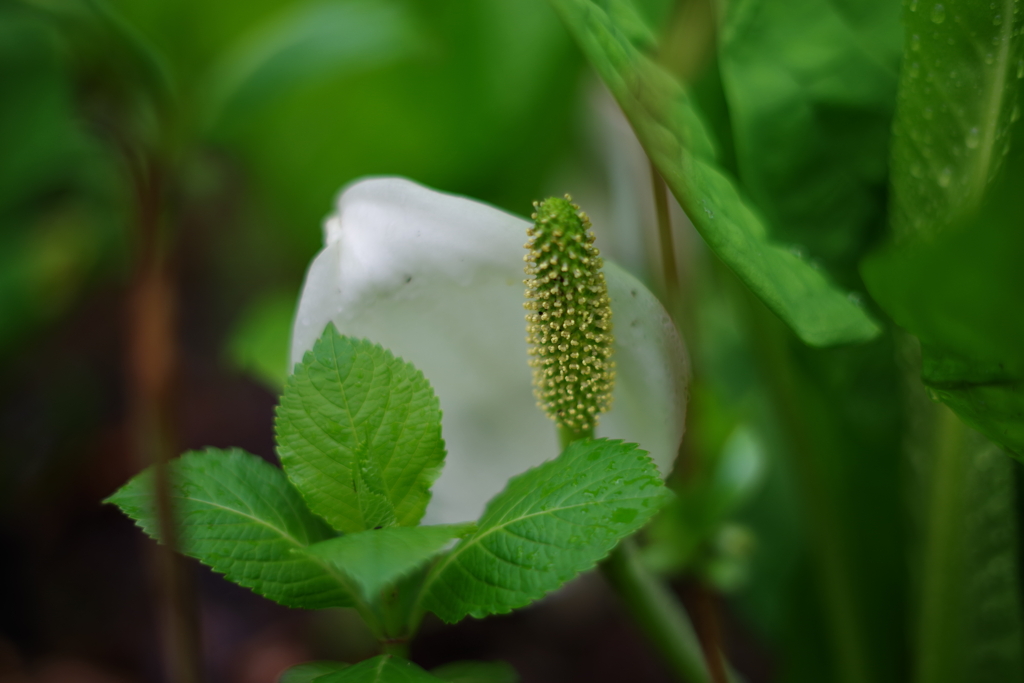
{"left": 915, "top": 405, "right": 968, "bottom": 683}
{"left": 651, "top": 161, "right": 681, "bottom": 314}
{"left": 559, "top": 424, "right": 594, "bottom": 449}
{"left": 381, "top": 640, "right": 410, "bottom": 658}
{"left": 557, "top": 424, "right": 731, "bottom": 683}
{"left": 601, "top": 540, "right": 717, "bottom": 683}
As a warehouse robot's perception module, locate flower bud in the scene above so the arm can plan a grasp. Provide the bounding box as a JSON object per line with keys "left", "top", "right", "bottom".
{"left": 524, "top": 195, "right": 615, "bottom": 433}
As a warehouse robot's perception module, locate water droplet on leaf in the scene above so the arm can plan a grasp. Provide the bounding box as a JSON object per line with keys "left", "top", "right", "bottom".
{"left": 966, "top": 127, "right": 980, "bottom": 149}
{"left": 931, "top": 3, "right": 945, "bottom": 23}
{"left": 938, "top": 167, "right": 953, "bottom": 187}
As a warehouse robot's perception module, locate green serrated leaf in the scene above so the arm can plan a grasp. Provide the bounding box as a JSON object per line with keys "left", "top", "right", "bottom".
{"left": 418, "top": 439, "right": 671, "bottom": 623}
{"left": 302, "top": 524, "right": 475, "bottom": 601}
{"left": 280, "top": 661, "right": 350, "bottom": 683}
{"left": 547, "top": 0, "right": 880, "bottom": 347}
{"left": 430, "top": 661, "right": 519, "bottom": 683}
{"left": 106, "top": 448, "right": 353, "bottom": 609}
{"left": 276, "top": 326, "right": 446, "bottom": 533}
{"left": 316, "top": 656, "right": 442, "bottom": 683}
{"left": 718, "top": 0, "right": 901, "bottom": 276}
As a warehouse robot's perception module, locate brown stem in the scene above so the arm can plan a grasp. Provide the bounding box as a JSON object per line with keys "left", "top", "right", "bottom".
{"left": 650, "top": 161, "right": 681, "bottom": 313}
{"left": 125, "top": 155, "right": 204, "bottom": 683}
{"left": 690, "top": 582, "right": 728, "bottom": 683}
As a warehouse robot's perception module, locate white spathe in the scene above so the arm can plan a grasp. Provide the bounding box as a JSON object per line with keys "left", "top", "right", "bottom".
{"left": 291, "top": 177, "right": 689, "bottom": 525}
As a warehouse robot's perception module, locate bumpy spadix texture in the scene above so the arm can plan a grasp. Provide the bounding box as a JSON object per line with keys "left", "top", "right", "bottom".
{"left": 525, "top": 197, "right": 614, "bottom": 432}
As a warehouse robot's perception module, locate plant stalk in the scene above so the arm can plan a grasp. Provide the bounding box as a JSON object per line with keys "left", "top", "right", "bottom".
{"left": 914, "top": 404, "right": 968, "bottom": 683}
{"left": 602, "top": 540, "right": 719, "bottom": 683}
{"left": 651, "top": 161, "right": 681, "bottom": 313}
{"left": 125, "top": 153, "right": 204, "bottom": 683}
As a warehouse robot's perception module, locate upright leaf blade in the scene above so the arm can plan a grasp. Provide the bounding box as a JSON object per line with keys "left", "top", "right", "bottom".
{"left": 548, "top": 0, "right": 880, "bottom": 346}
{"left": 106, "top": 448, "right": 353, "bottom": 609}
{"left": 276, "top": 326, "right": 446, "bottom": 532}
{"left": 419, "top": 439, "right": 672, "bottom": 623}
{"left": 302, "top": 524, "right": 475, "bottom": 601}
{"left": 888, "top": 0, "right": 1023, "bottom": 238}
{"left": 863, "top": 0, "right": 1024, "bottom": 456}
{"left": 316, "top": 656, "right": 443, "bottom": 683}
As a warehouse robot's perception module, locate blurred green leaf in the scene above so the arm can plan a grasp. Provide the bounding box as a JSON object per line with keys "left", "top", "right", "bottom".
{"left": 548, "top": 0, "right": 880, "bottom": 346}
{"left": 429, "top": 661, "right": 519, "bottom": 683}
{"left": 316, "top": 656, "right": 443, "bottom": 683}
{"left": 863, "top": 1, "right": 1024, "bottom": 456}
{"left": 911, "top": 405, "right": 1024, "bottom": 683}
{"left": 227, "top": 289, "right": 296, "bottom": 390}
{"left": 645, "top": 425, "right": 765, "bottom": 575}
{"left": 207, "top": 0, "right": 583, "bottom": 262}
{"left": 205, "top": 0, "right": 419, "bottom": 132}
{"left": 865, "top": 170, "right": 1024, "bottom": 455}
{"left": 0, "top": 4, "right": 124, "bottom": 354}
{"left": 718, "top": 0, "right": 901, "bottom": 277}
{"left": 280, "top": 661, "right": 350, "bottom": 683}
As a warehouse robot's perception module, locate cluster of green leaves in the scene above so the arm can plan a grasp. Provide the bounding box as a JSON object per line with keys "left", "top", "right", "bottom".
{"left": 109, "top": 325, "right": 671, "bottom": 682}
{"left": 545, "top": 1, "right": 1024, "bottom": 682}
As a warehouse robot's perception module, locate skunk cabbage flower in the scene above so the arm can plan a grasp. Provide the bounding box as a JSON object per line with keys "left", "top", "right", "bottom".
{"left": 291, "top": 177, "right": 688, "bottom": 525}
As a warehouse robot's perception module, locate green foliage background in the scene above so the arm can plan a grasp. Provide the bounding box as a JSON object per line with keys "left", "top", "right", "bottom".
{"left": 4, "top": 0, "right": 1024, "bottom": 682}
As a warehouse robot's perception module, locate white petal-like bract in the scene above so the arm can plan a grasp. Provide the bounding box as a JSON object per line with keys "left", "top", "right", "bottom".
{"left": 291, "top": 177, "right": 688, "bottom": 524}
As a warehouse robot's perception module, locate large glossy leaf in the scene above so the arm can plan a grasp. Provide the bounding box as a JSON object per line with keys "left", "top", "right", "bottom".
{"left": 276, "top": 327, "right": 446, "bottom": 532}
{"left": 548, "top": 0, "right": 881, "bottom": 346}
{"left": 718, "top": 0, "right": 901, "bottom": 276}
{"left": 862, "top": 0, "right": 1024, "bottom": 456}
{"left": 885, "top": 0, "right": 1022, "bottom": 238}
{"left": 418, "top": 438, "right": 671, "bottom": 623}
{"left": 865, "top": 174, "right": 1024, "bottom": 455}
{"left": 106, "top": 448, "right": 354, "bottom": 609}
{"left": 302, "top": 524, "right": 474, "bottom": 601}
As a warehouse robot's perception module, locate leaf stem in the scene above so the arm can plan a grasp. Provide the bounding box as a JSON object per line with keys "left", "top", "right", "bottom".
{"left": 651, "top": 161, "right": 681, "bottom": 313}
{"left": 125, "top": 152, "right": 205, "bottom": 683}
{"left": 914, "top": 405, "right": 968, "bottom": 683}
{"left": 559, "top": 424, "right": 594, "bottom": 449}
{"left": 601, "top": 539, "right": 717, "bottom": 683}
